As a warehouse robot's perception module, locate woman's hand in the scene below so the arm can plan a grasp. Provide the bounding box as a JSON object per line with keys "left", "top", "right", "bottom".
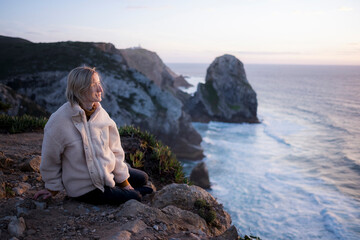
{"left": 33, "top": 189, "right": 52, "bottom": 200}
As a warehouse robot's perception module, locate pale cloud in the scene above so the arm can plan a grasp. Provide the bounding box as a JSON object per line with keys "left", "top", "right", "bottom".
{"left": 338, "top": 6, "right": 353, "bottom": 12}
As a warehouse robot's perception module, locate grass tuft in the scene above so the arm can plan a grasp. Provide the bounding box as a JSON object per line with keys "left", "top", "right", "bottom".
{"left": 119, "top": 125, "right": 188, "bottom": 187}
{"left": 0, "top": 114, "right": 47, "bottom": 133}
{"left": 194, "top": 199, "right": 217, "bottom": 225}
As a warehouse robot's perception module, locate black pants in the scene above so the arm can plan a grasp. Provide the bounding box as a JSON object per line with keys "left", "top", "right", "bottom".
{"left": 75, "top": 167, "right": 149, "bottom": 205}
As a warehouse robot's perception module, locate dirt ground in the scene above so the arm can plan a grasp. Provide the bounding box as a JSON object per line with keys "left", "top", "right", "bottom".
{"left": 0, "top": 132, "right": 155, "bottom": 240}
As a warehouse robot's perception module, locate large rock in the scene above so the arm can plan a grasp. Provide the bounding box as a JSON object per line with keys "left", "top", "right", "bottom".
{"left": 151, "top": 183, "right": 232, "bottom": 236}
{"left": 185, "top": 54, "right": 259, "bottom": 123}
{"left": 190, "top": 162, "right": 211, "bottom": 189}
{"left": 0, "top": 36, "right": 203, "bottom": 160}
{"left": 7, "top": 216, "right": 26, "bottom": 238}
{"left": 114, "top": 199, "right": 210, "bottom": 239}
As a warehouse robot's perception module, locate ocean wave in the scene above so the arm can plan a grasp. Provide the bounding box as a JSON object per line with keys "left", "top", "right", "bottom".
{"left": 320, "top": 208, "right": 347, "bottom": 240}
{"left": 262, "top": 121, "right": 292, "bottom": 146}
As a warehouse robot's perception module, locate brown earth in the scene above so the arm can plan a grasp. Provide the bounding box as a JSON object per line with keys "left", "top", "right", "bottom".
{"left": 0, "top": 132, "right": 149, "bottom": 239}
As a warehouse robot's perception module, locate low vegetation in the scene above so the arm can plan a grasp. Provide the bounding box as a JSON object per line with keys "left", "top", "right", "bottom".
{"left": 0, "top": 114, "right": 188, "bottom": 189}
{"left": 0, "top": 114, "right": 47, "bottom": 133}
{"left": 194, "top": 199, "right": 217, "bottom": 225}
{"left": 119, "top": 125, "right": 188, "bottom": 188}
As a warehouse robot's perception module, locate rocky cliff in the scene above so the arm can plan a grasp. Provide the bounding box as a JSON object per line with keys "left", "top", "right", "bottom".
{"left": 120, "top": 47, "right": 192, "bottom": 91}
{"left": 0, "top": 36, "right": 203, "bottom": 160}
{"left": 0, "top": 83, "right": 48, "bottom": 117}
{"left": 0, "top": 129, "right": 240, "bottom": 240}
{"left": 185, "top": 54, "right": 259, "bottom": 123}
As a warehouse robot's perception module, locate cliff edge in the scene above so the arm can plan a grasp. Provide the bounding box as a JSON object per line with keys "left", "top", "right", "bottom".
{"left": 0, "top": 128, "right": 239, "bottom": 239}
{"left": 0, "top": 36, "right": 203, "bottom": 160}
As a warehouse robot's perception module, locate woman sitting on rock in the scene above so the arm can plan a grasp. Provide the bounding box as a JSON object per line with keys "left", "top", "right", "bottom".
{"left": 34, "top": 66, "right": 152, "bottom": 205}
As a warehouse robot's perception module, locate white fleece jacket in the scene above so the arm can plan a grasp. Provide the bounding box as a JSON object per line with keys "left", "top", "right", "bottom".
{"left": 40, "top": 102, "right": 129, "bottom": 197}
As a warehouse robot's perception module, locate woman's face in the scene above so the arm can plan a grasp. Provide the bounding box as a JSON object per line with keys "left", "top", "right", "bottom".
{"left": 83, "top": 73, "right": 103, "bottom": 103}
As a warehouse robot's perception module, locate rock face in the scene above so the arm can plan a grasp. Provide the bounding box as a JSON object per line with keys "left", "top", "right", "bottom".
{"left": 0, "top": 131, "right": 241, "bottom": 239}
{"left": 190, "top": 162, "right": 211, "bottom": 189}
{"left": 119, "top": 47, "right": 192, "bottom": 90}
{"left": 151, "top": 183, "right": 232, "bottom": 236}
{"left": 0, "top": 36, "right": 203, "bottom": 160}
{"left": 0, "top": 83, "right": 48, "bottom": 117}
{"left": 185, "top": 54, "right": 259, "bottom": 123}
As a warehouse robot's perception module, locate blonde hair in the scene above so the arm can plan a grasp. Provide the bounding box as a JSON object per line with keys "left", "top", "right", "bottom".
{"left": 66, "top": 66, "right": 99, "bottom": 106}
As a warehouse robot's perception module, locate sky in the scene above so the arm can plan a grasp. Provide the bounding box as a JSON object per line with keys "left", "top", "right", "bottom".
{"left": 0, "top": 0, "right": 359, "bottom": 65}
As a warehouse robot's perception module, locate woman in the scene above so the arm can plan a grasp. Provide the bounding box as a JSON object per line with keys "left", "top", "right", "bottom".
{"left": 34, "top": 66, "right": 152, "bottom": 205}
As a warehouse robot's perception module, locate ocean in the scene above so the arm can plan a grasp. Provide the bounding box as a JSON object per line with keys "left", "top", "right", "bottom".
{"left": 167, "top": 63, "right": 360, "bottom": 240}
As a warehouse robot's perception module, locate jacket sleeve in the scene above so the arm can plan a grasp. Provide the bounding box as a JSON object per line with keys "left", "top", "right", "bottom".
{"left": 109, "top": 124, "right": 130, "bottom": 183}
{"left": 40, "top": 129, "right": 65, "bottom": 192}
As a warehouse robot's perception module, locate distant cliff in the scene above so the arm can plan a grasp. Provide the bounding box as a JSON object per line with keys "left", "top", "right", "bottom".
{"left": 0, "top": 35, "right": 203, "bottom": 160}
{"left": 185, "top": 54, "right": 259, "bottom": 123}
{"left": 120, "top": 47, "right": 192, "bottom": 91}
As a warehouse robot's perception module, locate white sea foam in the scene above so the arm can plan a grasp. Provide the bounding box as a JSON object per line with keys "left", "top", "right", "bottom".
{"left": 170, "top": 63, "right": 360, "bottom": 240}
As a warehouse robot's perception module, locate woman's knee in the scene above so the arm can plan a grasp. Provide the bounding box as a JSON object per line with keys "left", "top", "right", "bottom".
{"left": 128, "top": 168, "right": 149, "bottom": 187}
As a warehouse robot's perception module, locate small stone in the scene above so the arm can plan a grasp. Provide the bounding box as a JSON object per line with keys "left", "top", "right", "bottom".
{"left": 20, "top": 155, "right": 41, "bottom": 173}
{"left": 107, "top": 214, "right": 115, "bottom": 220}
{"left": 20, "top": 175, "right": 29, "bottom": 181}
{"left": 8, "top": 216, "right": 26, "bottom": 238}
{"left": 26, "top": 229, "right": 36, "bottom": 235}
{"left": 34, "top": 201, "right": 47, "bottom": 210}
{"left": 67, "top": 220, "right": 74, "bottom": 225}
{"left": 109, "top": 230, "right": 131, "bottom": 240}
{"left": 153, "top": 225, "right": 159, "bottom": 231}
{"left": 16, "top": 206, "right": 30, "bottom": 217}
{"left": 13, "top": 182, "right": 31, "bottom": 195}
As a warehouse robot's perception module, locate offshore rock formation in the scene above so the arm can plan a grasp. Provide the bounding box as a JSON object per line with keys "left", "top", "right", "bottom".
{"left": 185, "top": 54, "right": 259, "bottom": 123}
{"left": 190, "top": 162, "right": 211, "bottom": 189}
{"left": 0, "top": 35, "right": 203, "bottom": 159}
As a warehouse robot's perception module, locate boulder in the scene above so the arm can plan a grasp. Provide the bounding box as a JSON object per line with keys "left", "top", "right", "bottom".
{"left": 7, "top": 216, "right": 26, "bottom": 238}
{"left": 190, "top": 162, "right": 211, "bottom": 189}
{"left": 151, "top": 183, "right": 231, "bottom": 235}
{"left": 114, "top": 199, "right": 210, "bottom": 238}
{"left": 185, "top": 54, "right": 259, "bottom": 123}
{"left": 20, "top": 155, "right": 41, "bottom": 173}
{"left": 210, "top": 225, "right": 239, "bottom": 240}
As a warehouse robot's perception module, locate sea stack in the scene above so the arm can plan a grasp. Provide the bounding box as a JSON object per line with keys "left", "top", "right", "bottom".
{"left": 185, "top": 54, "right": 259, "bottom": 123}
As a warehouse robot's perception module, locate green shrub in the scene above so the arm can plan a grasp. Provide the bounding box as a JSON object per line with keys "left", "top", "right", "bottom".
{"left": 194, "top": 199, "right": 217, "bottom": 225}
{"left": 119, "top": 125, "right": 188, "bottom": 187}
{"left": 0, "top": 114, "right": 47, "bottom": 133}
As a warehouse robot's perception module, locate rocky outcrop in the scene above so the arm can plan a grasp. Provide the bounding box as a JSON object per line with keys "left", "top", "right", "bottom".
{"left": 190, "top": 162, "right": 211, "bottom": 189}
{"left": 0, "top": 133, "right": 239, "bottom": 239}
{"left": 0, "top": 36, "right": 203, "bottom": 160}
{"left": 185, "top": 54, "right": 259, "bottom": 123}
{"left": 119, "top": 47, "right": 192, "bottom": 90}
{"left": 0, "top": 83, "right": 49, "bottom": 117}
